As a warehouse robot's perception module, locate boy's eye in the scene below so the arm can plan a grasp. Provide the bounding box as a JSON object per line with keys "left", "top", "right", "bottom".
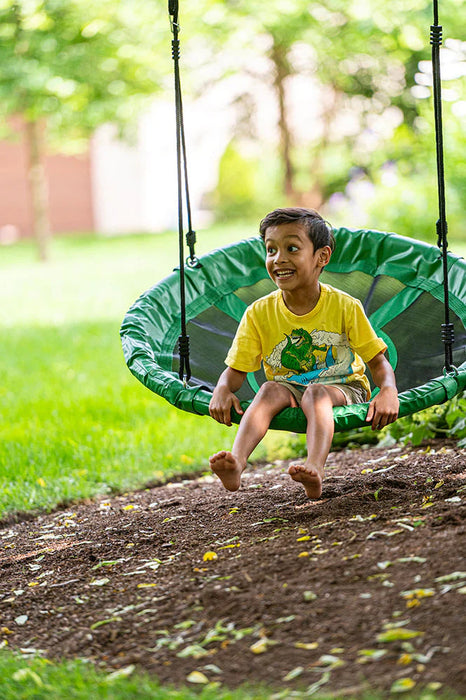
{"left": 288, "top": 245, "right": 298, "bottom": 252}
{"left": 266, "top": 246, "right": 276, "bottom": 255}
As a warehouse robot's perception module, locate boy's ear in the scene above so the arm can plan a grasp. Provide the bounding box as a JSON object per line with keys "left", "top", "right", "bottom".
{"left": 318, "top": 246, "right": 332, "bottom": 266}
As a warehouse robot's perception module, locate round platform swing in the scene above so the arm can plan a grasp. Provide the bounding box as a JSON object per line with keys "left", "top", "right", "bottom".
{"left": 120, "top": 0, "right": 466, "bottom": 434}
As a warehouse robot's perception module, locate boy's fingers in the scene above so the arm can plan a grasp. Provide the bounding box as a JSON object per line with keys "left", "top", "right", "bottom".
{"left": 232, "top": 396, "right": 244, "bottom": 415}
{"left": 365, "top": 402, "right": 375, "bottom": 422}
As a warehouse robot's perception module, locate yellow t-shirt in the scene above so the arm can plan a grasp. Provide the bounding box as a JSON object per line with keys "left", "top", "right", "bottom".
{"left": 225, "top": 284, "right": 387, "bottom": 399}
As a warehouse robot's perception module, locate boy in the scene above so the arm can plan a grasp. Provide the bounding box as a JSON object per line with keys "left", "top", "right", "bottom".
{"left": 209, "top": 208, "right": 399, "bottom": 499}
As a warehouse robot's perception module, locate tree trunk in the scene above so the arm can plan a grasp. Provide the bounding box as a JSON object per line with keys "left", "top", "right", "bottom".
{"left": 299, "top": 87, "right": 342, "bottom": 211}
{"left": 25, "top": 119, "right": 50, "bottom": 262}
{"left": 270, "top": 39, "right": 296, "bottom": 200}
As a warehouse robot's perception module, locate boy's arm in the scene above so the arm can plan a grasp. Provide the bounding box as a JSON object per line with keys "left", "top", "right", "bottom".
{"left": 366, "top": 352, "right": 399, "bottom": 431}
{"left": 209, "top": 367, "right": 247, "bottom": 426}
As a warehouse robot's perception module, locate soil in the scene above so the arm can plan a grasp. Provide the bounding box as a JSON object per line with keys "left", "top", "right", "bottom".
{"left": 1, "top": 440, "right": 465, "bottom": 697}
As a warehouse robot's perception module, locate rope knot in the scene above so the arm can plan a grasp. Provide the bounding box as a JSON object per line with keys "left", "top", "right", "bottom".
{"left": 178, "top": 334, "right": 190, "bottom": 356}
{"left": 441, "top": 323, "right": 454, "bottom": 346}
{"left": 171, "top": 38, "right": 180, "bottom": 60}
{"left": 430, "top": 25, "right": 442, "bottom": 46}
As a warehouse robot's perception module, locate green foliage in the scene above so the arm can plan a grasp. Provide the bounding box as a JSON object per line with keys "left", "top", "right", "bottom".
{"left": 382, "top": 391, "right": 466, "bottom": 447}
{"left": 0, "top": 0, "right": 163, "bottom": 147}
{"left": 213, "top": 141, "right": 258, "bottom": 220}
{"left": 187, "top": 0, "right": 466, "bottom": 235}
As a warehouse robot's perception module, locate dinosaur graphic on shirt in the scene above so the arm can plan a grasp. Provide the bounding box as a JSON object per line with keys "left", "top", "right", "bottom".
{"left": 281, "top": 328, "right": 327, "bottom": 373}
{"left": 265, "top": 328, "right": 354, "bottom": 384}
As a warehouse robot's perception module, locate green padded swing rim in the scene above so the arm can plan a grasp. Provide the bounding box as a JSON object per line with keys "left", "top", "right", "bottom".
{"left": 120, "top": 227, "right": 466, "bottom": 433}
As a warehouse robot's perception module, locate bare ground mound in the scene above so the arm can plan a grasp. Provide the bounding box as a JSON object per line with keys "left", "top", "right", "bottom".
{"left": 1, "top": 440, "right": 465, "bottom": 697}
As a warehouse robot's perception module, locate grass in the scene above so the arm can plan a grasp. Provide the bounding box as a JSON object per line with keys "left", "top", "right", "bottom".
{"left": 1, "top": 652, "right": 462, "bottom": 700}
{"left": 0, "top": 224, "right": 260, "bottom": 518}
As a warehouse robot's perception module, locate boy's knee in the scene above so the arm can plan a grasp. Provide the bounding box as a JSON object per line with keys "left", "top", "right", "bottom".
{"left": 257, "top": 381, "right": 283, "bottom": 400}
{"left": 256, "top": 380, "right": 293, "bottom": 407}
{"left": 301, "top": 383, "right": 330, "bottom": 406}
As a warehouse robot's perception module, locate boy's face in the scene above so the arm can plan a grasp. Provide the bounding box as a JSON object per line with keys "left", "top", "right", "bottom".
{"left": 264, "top": 222, "right": 331, "bottom": 294}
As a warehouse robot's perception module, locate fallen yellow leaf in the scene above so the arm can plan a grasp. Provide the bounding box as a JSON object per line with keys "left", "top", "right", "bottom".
{"left": 203, "top": 551, "right": 218, "bottom": 562}
{"left": 186, "top": 671, "right": 209, "bottom": 684}
{"left": 250, "top": 639, "right": 268, "bottom": 654}
{"left": 294, "top": 641, "right": 319, "bottom": 650}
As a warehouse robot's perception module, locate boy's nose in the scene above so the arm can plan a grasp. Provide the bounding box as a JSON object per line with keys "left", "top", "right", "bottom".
{"left": 275, "top": 247, "right": 288, "bottom": 262}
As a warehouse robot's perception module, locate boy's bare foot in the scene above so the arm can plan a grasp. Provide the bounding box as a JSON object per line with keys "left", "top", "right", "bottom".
{"left": 209, "top": 451, "right": 245, "bottom": 492}
{"left": 288, "top": 464, "right": 323, "bottom": 499}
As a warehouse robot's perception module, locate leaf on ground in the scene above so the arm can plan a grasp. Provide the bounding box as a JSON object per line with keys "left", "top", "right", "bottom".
{"left": 366, "top": 529, "right": 403, "bottom": 539}
{"left": 90, "top": 617, "right": 122, "bottom": 630}
{"left": 203, "top": 663, "right": 222, "bottom": 674}
{"left": 104, "top": 665, "right": 136, "bottom": 682}
{"left": 377, "top": 628, "right": 424, "bottom": 642}
{"left": 174, "top": 620, "right": 196, "bottom": 630}
{"left": 89, "top": 577, "right": 110, "bottom": 586}
{"left": 92, "top": 559, "right": 124, "bottom": 570}
{"left": 314, "top": 654, "right": 345, "bottom": 669}
{"left": 12, "top": 669, "right": 44, "bottom": 686}
{"left": 396, "top": 556, "right": 427, "bottom": 564}
{"left": 434, "top": 571, "right": 466, "bottom": 583}
{"left": 250, "top": 637, "right": 278, "bottom": 654}
{"left": 390, "top": 677, "right": 416, "bottom": 693}
{"left": 294, "top": 641, "right": 319, "bottom": 650}
{"left": 306, "top": 670, "right": 330, "bottom": 695}
{"left": 283, "top": 666, "right": 304, "bottom": 681}
{"left": 357, "top": 649, "right": 387, "bottom": 663}
{"left": 186, "top": 671, "right": 209, "bottom": 684}
{"left": 400, "top": 588, "right": 435, "bottom": 600}
{"left": 377, "top": 560, "right": 392, "bottom": 570}
{"left": 203, "top": 551, "right": 218, "bottom": 562}
{"left": 177, "top": 644, "right": 209, "bottom": 659}
{"left": 14, "top": 615, "right": 28, "bottom": 626}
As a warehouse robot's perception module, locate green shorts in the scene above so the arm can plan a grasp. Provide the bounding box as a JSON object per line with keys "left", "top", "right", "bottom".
{"left": 275, "top": 379, "right": 368, "bottom": 406}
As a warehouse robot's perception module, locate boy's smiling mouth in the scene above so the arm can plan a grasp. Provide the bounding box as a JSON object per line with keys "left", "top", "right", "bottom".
{"left": 274, "top": 269, "right": 295, "bottom": 279}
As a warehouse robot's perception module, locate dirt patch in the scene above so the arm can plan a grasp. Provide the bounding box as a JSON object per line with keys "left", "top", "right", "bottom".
{"left": 1, "top": 440, "right": 465, "bottom": 696}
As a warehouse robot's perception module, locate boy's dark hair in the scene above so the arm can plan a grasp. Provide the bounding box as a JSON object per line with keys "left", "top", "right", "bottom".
{"left": 259, "top": 207, "right": 335, "bottom": 252}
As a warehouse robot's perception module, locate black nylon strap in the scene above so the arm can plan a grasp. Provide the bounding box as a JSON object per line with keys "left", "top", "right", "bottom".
{"left": 430, "top": 0, "right": 454, "bottom": 371}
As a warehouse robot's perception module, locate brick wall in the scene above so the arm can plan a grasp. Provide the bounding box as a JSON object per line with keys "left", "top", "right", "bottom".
{"left": 0, "top": 119, "right": 94, "bottom": 240}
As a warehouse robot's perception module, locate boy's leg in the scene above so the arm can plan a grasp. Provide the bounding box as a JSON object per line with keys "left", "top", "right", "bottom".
{"left": 288, "top": 384, "right": 346, "bottom": 499}
{"left": 210, "top": 382, "right": 296, "bottom": 491}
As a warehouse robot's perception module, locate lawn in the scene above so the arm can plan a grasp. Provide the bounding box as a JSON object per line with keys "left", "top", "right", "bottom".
{"left": 0, "top": 224, "right": 258, "bottom": 518}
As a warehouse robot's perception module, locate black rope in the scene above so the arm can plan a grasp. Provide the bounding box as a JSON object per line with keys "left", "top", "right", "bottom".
{"left": 430, "top": 0, "right": 454, "bottom": 372}
{"left": 168, "top": 0, "right": 200, "bottom": 383}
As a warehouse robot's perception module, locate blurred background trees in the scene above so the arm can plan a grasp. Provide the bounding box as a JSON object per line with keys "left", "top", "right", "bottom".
{"left": 1, "top": 0, "right": 465, "bottom": 257}
{"left": 0, "top": 0, "right": 164, "bottom": 259}
{"left": 188, "top": 0, "right": 465, "bottom": 240}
